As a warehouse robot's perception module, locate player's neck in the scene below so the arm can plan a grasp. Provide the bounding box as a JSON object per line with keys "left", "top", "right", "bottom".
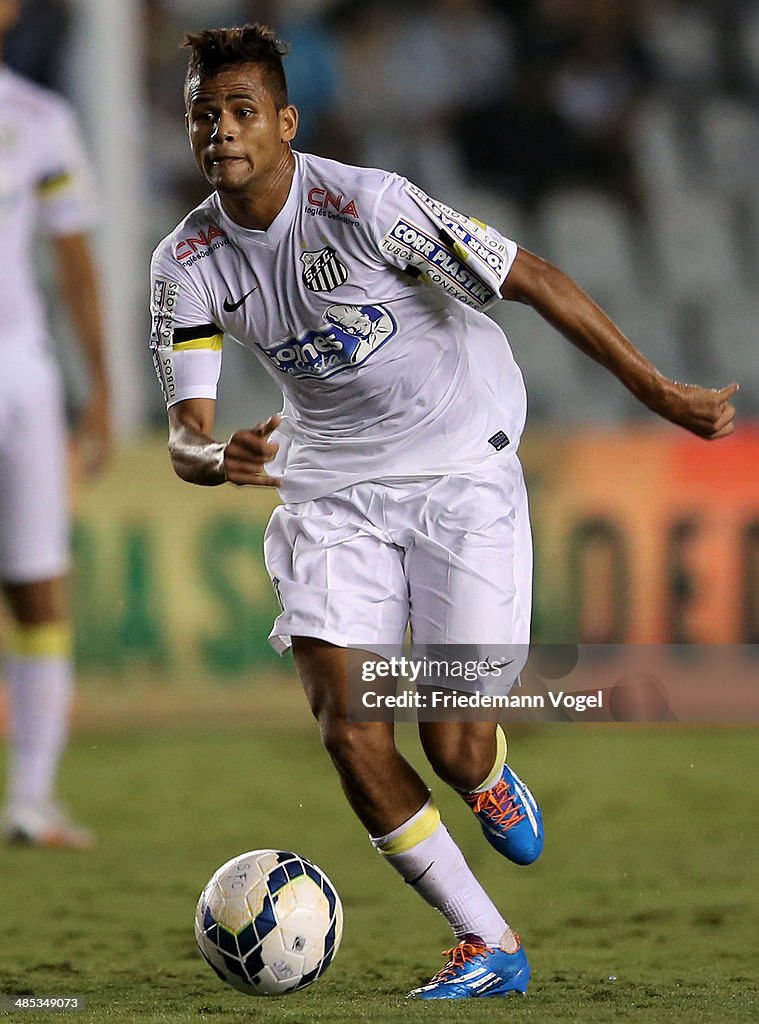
{"left": 217, "top": 147, "right": 296, "bottom": 231}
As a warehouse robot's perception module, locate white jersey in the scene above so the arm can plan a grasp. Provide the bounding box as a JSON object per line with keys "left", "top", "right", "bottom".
{"left": 150, "top": 151, "right": 527, "bottom": 502}
{"left": 0, "top": 66, "right": 97, "bottom": 358}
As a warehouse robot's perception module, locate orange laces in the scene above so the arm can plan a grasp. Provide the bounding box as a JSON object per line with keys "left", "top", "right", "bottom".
{"left": 433, "top": 939, "right": 491, "bottom": 982}
{"left": 466, "top": 779, "right": 525, "bottom": 830}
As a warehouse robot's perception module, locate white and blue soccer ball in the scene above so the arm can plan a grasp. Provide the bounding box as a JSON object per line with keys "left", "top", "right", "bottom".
{"left": 194, "top": 849, "right": 343, "bottom": 996}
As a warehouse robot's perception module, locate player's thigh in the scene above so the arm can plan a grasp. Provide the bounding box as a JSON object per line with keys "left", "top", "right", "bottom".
{"left": 292, "top": 636, "right": 392, "bottom": 720}
{"left": 406, "top": 459, "right": 533, "bottom": 647}
{"left": 291, "top": 636, "right": 353, "bottom": 721}
{"left": 264, "top": 497, "right": 409, "bottom": 652}
{"left": 0, "top": 358, "right": 69, "bottom": 584}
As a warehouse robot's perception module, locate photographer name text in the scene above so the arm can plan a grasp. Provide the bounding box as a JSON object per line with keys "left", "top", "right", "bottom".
{"left": 361, "top": 689, "right": 604, "bottom": 712}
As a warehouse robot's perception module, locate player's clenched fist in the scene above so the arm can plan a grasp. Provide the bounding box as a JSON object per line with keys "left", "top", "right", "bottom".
{"left": 223, "top": 414, "right": 282, "bottom": 486}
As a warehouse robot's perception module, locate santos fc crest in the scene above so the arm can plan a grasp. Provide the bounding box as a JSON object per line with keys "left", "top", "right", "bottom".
{"left": 300, "top": 246, "right": 348, "bottom": 292}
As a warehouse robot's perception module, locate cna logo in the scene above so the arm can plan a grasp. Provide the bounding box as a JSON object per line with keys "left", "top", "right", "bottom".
{"left": 305, "top": 186, "right": 359, "bottom": 223}
{"left": 173, "top": 225, "right": 229, "bottom": 265}
{"left": 258, "top": 303, "right": 397, "bottom": 380}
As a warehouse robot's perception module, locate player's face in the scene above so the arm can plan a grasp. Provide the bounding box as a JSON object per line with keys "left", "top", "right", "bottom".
{"left": 186, "top": 64, "right": 297, "bottom": 195}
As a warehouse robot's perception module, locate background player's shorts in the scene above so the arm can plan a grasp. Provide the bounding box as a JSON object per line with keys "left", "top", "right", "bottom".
{"left": 264, "top": 456, "right": 532, "bottom": 660}
{"left": 0, "top": 349, "right": 70, "bottom": 583}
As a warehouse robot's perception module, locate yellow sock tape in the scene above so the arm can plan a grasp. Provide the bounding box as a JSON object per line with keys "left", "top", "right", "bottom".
{"left": 7, "top": 622, "right": 72, "bottom": 659}
{"left": 377, "top": 802, "right": 442, "bottom": 856}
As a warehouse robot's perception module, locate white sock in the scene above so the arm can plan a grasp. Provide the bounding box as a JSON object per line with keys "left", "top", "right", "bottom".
{"left": 4, "top": 624, "right": 74, "bottom": 811}
{"left": 371, "top": 797, "right": 515, "bottom": 947}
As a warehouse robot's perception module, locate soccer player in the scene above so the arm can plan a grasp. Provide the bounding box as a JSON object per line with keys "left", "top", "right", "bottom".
{"left": 151, "top": 25, "right": 738, "bottom": 999}
{"left": 0, "top": 0, "right": 111, "bottom": 848}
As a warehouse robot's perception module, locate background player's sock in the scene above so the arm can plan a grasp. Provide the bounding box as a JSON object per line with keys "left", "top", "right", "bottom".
{"left": 466, "top": 724, "right": 508, "bottom": 794}
{"left": 4, "top": 623, "right": 74, "bottom": 812}
{"left": 371, "top": 797, "right": 515, "bottom": 946}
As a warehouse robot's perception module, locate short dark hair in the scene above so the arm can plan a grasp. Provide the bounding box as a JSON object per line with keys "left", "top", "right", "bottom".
{"left": 182, "top": 24, "right": 290, "bottom": 109}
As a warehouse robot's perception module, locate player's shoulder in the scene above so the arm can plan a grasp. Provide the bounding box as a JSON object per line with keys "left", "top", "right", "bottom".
{"left": 297, "top": 151, "right": 401, "bottom": 218}
{"left": 0, "top": 67, "right": 77, "bottom": 127}
{"left": 151, "top": 194, "right": 227, "bottom": 271}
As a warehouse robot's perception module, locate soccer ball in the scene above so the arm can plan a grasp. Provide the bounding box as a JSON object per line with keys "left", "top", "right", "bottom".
{"left": 194, "top": 849, "right": 343, "bottom": 996}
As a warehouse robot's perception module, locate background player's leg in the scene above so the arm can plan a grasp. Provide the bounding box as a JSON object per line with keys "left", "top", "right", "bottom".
{"left": 1, "top": 577, "right": 91, "bottom": 848}
{"left": 0, "top": 358, "right": 92, "bottom": 849}
{"left": 3, "top": 577, "right": 62, "bottom": 626}
{"left": 3, "top": 579, "right": 71, "bottom": 818}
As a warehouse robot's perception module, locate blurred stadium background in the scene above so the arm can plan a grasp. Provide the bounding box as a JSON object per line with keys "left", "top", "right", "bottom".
{"left": 5, "top": 0, "right": 755, "bottom": 672}
{"left": 2, "top": 0, "right": 759, "bottom": 861}
{"left": 1, "top": 3, "right": 758, "bottom": 1020}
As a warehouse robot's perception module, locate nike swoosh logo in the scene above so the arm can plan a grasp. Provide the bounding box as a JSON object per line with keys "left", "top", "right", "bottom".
{"left": 223, "top": 287, "right": 258, "bottom": 313}
{"left": 482, "top": 658, "right": 515, "bottom": 673}
{"left": 405, "top": 862, "right": 434, "bottom": 886}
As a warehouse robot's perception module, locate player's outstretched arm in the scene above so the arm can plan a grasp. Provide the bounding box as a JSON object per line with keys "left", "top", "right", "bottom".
{"left": 501, "top": 248, "right": 739, "bottom": 440}
{"left": 168, "top": 399, "right": 282, "bottom": 487}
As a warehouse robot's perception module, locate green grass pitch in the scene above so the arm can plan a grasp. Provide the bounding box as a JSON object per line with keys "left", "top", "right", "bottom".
{"left": 1, "top": 681, "right": 757, "bottom": 1023}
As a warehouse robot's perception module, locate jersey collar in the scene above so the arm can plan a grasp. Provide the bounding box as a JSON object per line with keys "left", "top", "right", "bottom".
{"left": 212, "top": 151, "right": 302, "bottom": 247}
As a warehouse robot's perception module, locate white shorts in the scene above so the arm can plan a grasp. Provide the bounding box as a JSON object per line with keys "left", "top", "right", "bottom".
{"left": 264, "top": 457, "right": 533, "bottom": 655}
{"left": 0, "top": 349, "right": 70, "bottom": 583}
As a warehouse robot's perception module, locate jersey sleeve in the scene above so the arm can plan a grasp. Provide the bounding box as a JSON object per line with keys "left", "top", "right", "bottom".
{"left": 149, "top": 245, "right": 223, "bottom": 408}
{"left": 372, "top": 174, "right": 518, "bottom": 311}
{"left": 36, "top": 100, "right": 98, "bottom": 236}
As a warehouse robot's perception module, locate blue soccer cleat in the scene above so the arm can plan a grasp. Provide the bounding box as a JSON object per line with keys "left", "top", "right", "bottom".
{"left": 463, "top": 764, "right": 544, "bottom": 865}
{"left": 407, "top": 934, "right": 531, "bottom": 1000}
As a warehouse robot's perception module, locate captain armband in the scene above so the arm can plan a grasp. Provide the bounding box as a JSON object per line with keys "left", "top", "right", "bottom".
{"left": 149, "top": 277, "right": 222, "bottom": 407}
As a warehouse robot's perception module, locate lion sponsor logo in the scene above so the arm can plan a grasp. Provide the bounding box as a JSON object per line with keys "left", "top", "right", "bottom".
{"left": 258, "top": 304, "right": 397, "bottom": 379}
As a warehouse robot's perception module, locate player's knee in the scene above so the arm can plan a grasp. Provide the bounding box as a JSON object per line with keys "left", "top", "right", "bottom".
{"left": 2, "top": 578, "right": 64, "bottom": 624}
{"left": 318, "top": 715, "right": 392, "bottom": 773}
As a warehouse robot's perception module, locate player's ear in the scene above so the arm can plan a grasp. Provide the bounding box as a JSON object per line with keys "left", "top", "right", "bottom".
{"left": 279, "top": 105, "right": 298, "bottom": 143}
